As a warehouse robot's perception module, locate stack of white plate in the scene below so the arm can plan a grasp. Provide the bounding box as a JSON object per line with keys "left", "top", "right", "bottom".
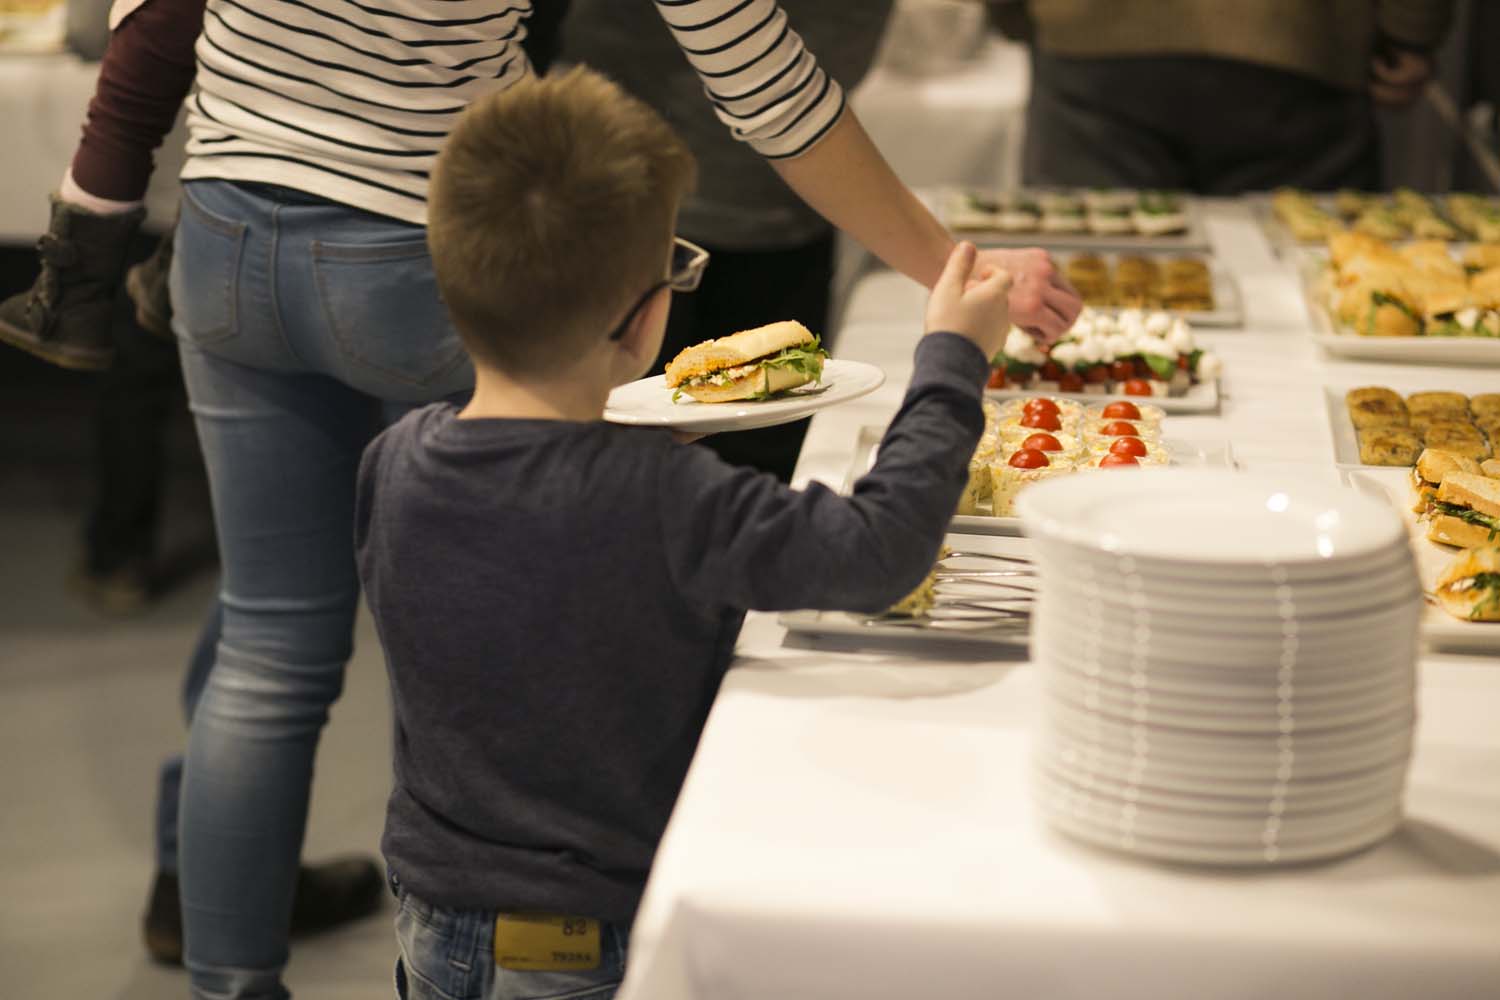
{"left": 1015, "top": 469, "right": 1421, "bottom": 866}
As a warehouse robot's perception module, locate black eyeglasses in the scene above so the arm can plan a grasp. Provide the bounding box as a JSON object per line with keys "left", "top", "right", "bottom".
{"left": 607, "top": 237, "right": 710, "bottom": 341}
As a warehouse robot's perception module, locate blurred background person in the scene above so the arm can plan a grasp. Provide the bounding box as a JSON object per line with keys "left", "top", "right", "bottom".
{"left": 1002, "top": 0, "right": 1456, "bottom": 192}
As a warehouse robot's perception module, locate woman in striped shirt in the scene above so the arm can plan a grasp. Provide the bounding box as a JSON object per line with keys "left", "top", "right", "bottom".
{"left": 23, "top": 3, "right": 1080, "bottom": 997}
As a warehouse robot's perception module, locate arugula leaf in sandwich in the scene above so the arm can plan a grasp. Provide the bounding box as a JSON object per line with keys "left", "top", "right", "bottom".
{"left": 1426, "top": 472, "right": 1500, "bottom": 549}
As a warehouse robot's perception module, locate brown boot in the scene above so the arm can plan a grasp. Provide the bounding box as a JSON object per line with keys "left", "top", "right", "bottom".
{"left": 0, "top": 197, "right": 145, "bottom": 371}
{"left": 126, "top": 226, "right": 176, "bottom": 340}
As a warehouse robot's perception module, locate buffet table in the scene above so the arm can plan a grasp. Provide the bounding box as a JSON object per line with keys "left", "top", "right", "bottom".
{"left": 617, "top": 201, "right": 1500, "bottom": 1000}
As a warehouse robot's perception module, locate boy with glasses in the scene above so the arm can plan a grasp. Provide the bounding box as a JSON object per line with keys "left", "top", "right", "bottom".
{"left": 355, "top": 67, "right": 1013, "bottom": 999}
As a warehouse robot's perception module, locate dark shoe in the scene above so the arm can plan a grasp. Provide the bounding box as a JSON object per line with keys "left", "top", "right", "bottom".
{"left": 142, "top": 870, "right": 184, "bottom": 966}
{"left": 142, "top": 858, "right": 386, "bottom": 966}
{"left": 126, "top": 227, "right": 175, "bottom": 340}
{"left": 0, "top": 197, "right": 144, "bottom": 371}
{"left": 68, "top": 560, "right": 154, "bottom": 617}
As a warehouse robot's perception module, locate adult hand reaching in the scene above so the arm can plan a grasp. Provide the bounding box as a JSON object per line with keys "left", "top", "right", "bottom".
{"left": 979, "top": 247, "right": 1081, "bottom": 346}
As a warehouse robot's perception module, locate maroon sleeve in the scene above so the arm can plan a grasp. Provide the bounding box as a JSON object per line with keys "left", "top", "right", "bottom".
{"left": 69, "top": 0, "right": 206, "bottom": 202}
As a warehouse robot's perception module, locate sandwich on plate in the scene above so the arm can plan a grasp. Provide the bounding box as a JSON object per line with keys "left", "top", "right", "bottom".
{"left": 1425, "top": 471, "right": 1500, "bottom": 548}
{"left": 665, "top": 321, "right": 828, "bottom": 403}
{"left": 1433, "top": 545, "right": 1500, "bottom": 622}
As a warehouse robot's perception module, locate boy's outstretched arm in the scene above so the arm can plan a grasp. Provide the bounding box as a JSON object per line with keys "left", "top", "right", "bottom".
{"left": 659, "top": 245, "right": 1014, "bottom": 615}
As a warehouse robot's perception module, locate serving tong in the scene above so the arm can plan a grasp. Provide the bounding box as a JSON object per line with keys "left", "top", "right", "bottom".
{"left": 864, "top": 550, "right": 1036, "bottom": 630}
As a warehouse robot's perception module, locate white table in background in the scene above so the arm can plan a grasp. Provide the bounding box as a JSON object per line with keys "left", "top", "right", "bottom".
{"left": 618, "top": 201, "right": 1500, "bottom": 1000}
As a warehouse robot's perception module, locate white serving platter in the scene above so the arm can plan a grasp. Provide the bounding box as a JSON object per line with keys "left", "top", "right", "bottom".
{"left": 1300, "top": 256, "right": 1500, "bottom": 366}
{"left": 1343, "top": 467, "right": 1500, "bottom": 654}
{"left": 777, "top": 532, "right": 1035, "bottom": 650}
{"left": 604, "top": 359, "right": 884, "bottom": 434}
{"left": 839, "top": 426, "right": 1234, "bottom": 537}
{"left": 1322, "top": 380, "right": 1500, "bottom": 468}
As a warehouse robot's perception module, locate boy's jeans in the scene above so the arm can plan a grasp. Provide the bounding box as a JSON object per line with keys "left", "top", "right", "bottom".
{"left": 169, "top": 178, "right": 472, "bottom": 1000}
{"left": 393, "top": 882, "right": 628, "bottom": 1000}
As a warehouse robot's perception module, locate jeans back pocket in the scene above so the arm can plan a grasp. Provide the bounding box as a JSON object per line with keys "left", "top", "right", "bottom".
{"left": 311, "top": 238, "right": 470, "bottom": 398}
{"left": 172, "top": 182, "right": 248, "bottom": 347}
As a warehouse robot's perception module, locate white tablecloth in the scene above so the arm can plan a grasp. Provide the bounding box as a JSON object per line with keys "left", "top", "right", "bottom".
{"left": 619, "top": 201, "right": 1500, "bottom": 1000}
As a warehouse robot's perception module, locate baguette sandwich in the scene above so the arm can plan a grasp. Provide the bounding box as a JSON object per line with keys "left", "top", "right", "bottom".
{"left": 1410, "top": 448, "right": 1482, "bottom": 513}
{"left": 665, "top": 321, "right": 828, "bottom": 403}
{"left": 1433, "top": 546, "right": 1500, "bottom": 622}
{"left": 1425, "top": 472, "right": 1500, "bottom": 548}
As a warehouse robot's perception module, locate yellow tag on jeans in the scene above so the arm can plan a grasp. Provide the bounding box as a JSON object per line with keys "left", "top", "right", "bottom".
{"left": 493, "top": 914, "right": 600, "bottom": 971}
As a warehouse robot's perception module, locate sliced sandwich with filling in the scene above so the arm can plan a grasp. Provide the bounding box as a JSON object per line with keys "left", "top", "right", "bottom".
{"left": 1426, "top": 472, "right": 1500, "bottom": 548}
{"left": 665, "top": 321, "right": 828, "bottom": 403}
{"left": 1433, "top": 545, "right": 1500, "bottom": 622}
{"left": 1410, "top": 448, "right": 1482, "bottom": 513}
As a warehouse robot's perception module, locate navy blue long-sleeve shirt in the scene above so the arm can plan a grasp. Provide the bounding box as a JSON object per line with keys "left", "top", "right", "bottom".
{"left": 354, "top": 332, "right": 988, "bottom": 923}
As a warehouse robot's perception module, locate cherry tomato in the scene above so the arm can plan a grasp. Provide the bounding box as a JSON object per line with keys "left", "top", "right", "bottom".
{"left": 1022, "top": 397, "right": 1061, "bottom": 416}
{"left": 1122, "top": 378, "right": 1154, "bottom": 396}
{"left": 1057, "top": 372, "right": 1085, "bottom": 392}
{"left": 1008, "top": 448, "right": 1051, "bottom": 469}
{"left": 1108, "top": 360, "right": 1135, "bottom": 382}
{"left": 1084, "top": 364, "right": 1111, "bottom": 384}
{"left": 1099, "top": 453, "right": 1140, "bottom": 467}
{"left": 1039, "top": 360, "right": 1063, "bottom": 381}
{"left": 1177, "top": 354, "right": 1191, "bottom": 371}
{"left": 1020, "top": 409, "right": 1063, "bottom": 431}
{"left": 1020, "top": 433, "right": 1063, "bottom": 452}
{"left": 1100, "top": 401, "right": 1143, "bottom": 421}
{"left": 1108, "top": 437, "right": 1149, "bottom": 458}
{"left": 987, "top": 368, "right": 1007, "bottom": 389}
{"left": 1099, "top": 420, "right": 1142, "bottom": 438}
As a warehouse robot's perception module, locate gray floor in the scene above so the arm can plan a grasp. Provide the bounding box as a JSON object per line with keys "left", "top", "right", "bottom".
{"left": 0, "top": 468, "right": 397, "bottom": 996}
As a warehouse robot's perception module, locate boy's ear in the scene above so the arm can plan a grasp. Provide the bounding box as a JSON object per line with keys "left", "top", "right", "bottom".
{"left": 617, "top": 285, "right": 672, "bottom": 360}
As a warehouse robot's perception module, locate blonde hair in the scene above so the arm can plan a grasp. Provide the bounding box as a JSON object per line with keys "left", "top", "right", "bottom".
{"left": 428, "top": 66, "right": 697, "bottom": 374}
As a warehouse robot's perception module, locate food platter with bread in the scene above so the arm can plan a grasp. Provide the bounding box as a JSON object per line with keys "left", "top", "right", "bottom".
{"left": 1301, "top": 234, "right": 1500, "bottom": 364}
{"left": 1061, "top": 251, "right": 1242, "bottom": 327}
{"left": 1344, "top": 451, "right": 1500, "bottom": 649}
{"left": 1262, "top": 188, "right": 1500, "bottom": 251}
{"left": 936, "top": 187, "right": 1210, "bottom": 251}
{"left": 1326, "top": 382, "right": 1500, "bottom": 468}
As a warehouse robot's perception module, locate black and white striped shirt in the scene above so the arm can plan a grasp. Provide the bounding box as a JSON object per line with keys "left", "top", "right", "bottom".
{"left": 180, "top": 0, "right": 847, "bottom": 225}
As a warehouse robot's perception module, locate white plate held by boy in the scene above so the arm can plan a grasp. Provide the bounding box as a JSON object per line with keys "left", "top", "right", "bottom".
{"left": 604, "top": 359, "right": 885, "bottom": 434}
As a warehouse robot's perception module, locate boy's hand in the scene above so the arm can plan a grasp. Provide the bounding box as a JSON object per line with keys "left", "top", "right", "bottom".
{"left": 925, "top": 241, "right": 1012, "bottom": 362}
{"left": 977, "top": 246, "right": 1079, "bottom": 346}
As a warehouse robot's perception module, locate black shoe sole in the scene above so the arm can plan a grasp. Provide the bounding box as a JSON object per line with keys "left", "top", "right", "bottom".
{"left": 0, "top": 320, "right": 113, "bottom": 371}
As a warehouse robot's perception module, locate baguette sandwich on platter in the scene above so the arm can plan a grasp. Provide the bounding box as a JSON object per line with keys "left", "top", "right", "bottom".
{"left": 665, "top": 321, "right": 828, "bottom": 403}
{"left": 1425, "top": 471, "right": 1500, "bottom": 548}
{"left": 1410, "top": 448, "right": 1482, "bottom": 513}
{"left": 1433, "top": 545, "right": 1500, "bottom": 622}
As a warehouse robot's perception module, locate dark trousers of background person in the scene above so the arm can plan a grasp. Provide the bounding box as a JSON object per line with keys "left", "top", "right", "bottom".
{"left": 648, "top": 234, "right": 834, "bottom": 484}
{"left": 1023, "top": 52, "right": 1382, "bottom": 193}
{"left": 83, "top": 232, "right": 188, "bottom": 585}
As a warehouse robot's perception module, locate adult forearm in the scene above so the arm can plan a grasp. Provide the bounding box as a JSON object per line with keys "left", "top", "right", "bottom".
{"left": 770, "top": 109, "right": 955, "bottom": 289}
{"left": 71, "top": 0, "right": 206, "bottom": 202}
